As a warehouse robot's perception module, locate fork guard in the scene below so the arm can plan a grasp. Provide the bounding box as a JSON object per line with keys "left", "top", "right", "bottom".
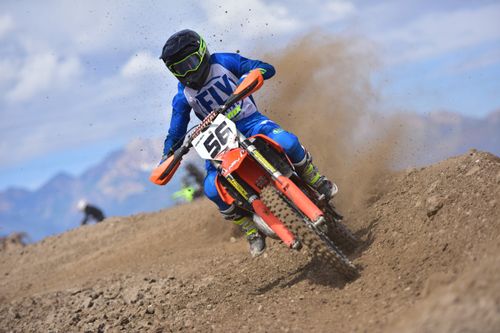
{"left": 272, "top": 175, "right": 324, "bottom": 223}
{"left": 251, "top": 199, "right": 296, "bottom": 248}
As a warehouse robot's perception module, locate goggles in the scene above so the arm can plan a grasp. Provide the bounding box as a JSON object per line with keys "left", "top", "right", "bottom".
{"left": 167, "top": 38, "right": 207, "bottom": 77}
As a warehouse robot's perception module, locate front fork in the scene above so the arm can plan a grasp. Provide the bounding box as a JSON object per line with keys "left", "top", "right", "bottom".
{"left": 240, "top": 139, "right": 326, "bottom": 227}
{"left": 213, "top": 136, "right": 326, "bottom": 247}
{"left": 214, "top": 162, "right": 297, "bottom": 248}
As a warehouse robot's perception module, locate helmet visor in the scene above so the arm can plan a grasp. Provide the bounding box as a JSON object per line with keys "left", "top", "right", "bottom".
{"left": 167, "top": 38, "right": 207, "bottom": 77}
{"left": 169, "top": 53, "right": 202, "bottom": 77}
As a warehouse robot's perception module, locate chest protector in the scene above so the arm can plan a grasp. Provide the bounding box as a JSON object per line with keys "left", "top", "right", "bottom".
{"left": 182, "top": 64, "right": 258, "bottom": 122}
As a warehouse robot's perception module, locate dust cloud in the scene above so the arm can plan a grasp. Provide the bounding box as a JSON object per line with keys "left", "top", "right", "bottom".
{"left": 258, "top": 34, "right": 411, "bottom": 211}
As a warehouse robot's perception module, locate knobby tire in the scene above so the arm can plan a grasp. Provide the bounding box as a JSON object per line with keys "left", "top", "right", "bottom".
{"left": 260, "top": 185, "right": 358, "bottom": 279}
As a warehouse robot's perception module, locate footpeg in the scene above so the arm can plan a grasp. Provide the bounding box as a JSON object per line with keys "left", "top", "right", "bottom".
{"left": 313, "top": 216, "right": 326, "bottom": 228}
{"left": 291, "top": 239, "right": 302, "bottom": 250}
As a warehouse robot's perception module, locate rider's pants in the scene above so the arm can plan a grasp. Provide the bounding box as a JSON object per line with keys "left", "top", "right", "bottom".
{"left": 203, "top": 112, "right": 306, "bottom": 210}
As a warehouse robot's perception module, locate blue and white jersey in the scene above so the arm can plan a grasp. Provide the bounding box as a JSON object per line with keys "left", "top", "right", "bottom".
{"left": 162, "top": 53, "right": 275, "bottom": 156}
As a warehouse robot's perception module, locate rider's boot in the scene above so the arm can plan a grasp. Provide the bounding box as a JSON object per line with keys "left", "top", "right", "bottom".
{"left": 294, "top": 150, "right": 338, "bottom": 199}
{"left": 221, "top": 205, "right": 266, "bottom": 257}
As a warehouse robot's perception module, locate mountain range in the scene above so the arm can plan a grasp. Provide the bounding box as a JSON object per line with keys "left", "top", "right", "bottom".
{"left": 0, "top": 139, "right": 198, "bottom": 240}
{"left": 405, "top": 109, "right": 500, "bottom": 166}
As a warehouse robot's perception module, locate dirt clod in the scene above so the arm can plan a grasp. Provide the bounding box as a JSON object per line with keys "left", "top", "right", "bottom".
{"left": 426, "top": 195, "right": 444, "bottom": 217}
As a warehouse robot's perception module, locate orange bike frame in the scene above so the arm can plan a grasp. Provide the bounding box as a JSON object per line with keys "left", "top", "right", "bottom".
{"left": 215, "top": 135, "right": 325, "bottom": 246}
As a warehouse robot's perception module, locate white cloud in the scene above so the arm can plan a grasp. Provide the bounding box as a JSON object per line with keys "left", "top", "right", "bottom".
{"left": 0, "top": 59, "right": 19, "bottom": 85}
{"left": 2, "top": 0, "right": 500, "bottom": 189}
{"left": 325, "top": 1, "right": 356, "bottom": 22}
{"left": 378, "top": 3, "right": 500, "bottom": 64}
{"left": 121, "top": 51, "right": 164, "bottom": 78}
{"left": 6, "top": 53, "right": 82, "bottom": 102}
{"left": 0, "top": 1, "right": 122, "bottom": 54}
{"left": 450, "top": 48, "right": 500, "bottom": 74}
{"left": 201, "top": 0, "right": 301, "bottom": 39}
{"left": 0, "top": 14, "right": 14, "bottom": 39}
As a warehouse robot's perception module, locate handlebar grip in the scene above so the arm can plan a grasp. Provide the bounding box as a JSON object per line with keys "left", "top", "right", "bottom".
{"left": 224, "top": 69, "right": 264, "bottom": 109}
{"left": 150, "top": 145, "right": 190, "bottom": 186}
{"left": 161, "top": 145, "right": 189, "bottom": 179}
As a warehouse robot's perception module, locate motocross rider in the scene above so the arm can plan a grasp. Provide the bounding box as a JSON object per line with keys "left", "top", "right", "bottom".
{"left": 159, "top": 29, "right": 337, "bottom": 257}
{"left": 77, "top": 200, "right": 105, "bottom": 225}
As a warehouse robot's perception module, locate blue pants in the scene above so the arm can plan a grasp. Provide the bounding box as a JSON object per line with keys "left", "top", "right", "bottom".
{"left": 203, "top": 112, "right": 306, "bottom": 210}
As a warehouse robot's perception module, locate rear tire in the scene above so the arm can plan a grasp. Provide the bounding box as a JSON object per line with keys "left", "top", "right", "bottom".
{"left": 260, "top": 185, "right": 358, "bottom": 279}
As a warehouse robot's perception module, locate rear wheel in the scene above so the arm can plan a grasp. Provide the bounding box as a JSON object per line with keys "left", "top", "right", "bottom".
{"left": 259, "top": 185, "right": 358, "bottom": 279}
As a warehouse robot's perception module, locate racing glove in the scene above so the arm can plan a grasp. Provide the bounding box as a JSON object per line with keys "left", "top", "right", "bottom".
{"left": 237, "top": 68, "right": 266, "bottom": 86}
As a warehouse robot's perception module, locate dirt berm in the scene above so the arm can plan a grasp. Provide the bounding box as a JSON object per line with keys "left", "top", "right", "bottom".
{"left": 1, "top": 150, "right": 499, "bottom": 332}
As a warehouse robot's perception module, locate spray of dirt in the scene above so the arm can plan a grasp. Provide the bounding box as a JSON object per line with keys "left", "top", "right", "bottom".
{"left": 259, "top": 34, "right": 410, "bottom": 211}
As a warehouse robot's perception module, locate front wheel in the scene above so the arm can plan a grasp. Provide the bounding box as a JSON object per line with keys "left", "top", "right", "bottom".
{"left": 324, "top": 206, "right": 360, "bottom": 255}
{"left": 259, "top": 185, "right": 358, "bottom": 279}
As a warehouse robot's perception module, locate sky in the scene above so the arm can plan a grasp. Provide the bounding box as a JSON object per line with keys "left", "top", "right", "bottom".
{"left": 0, "top": 0, "right": 499, "bottom": 190}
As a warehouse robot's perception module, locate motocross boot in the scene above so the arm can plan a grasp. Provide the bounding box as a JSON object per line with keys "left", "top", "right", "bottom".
{"left": 294, "top": 150, "right": 338, "bottom": 199}
{"left": 221, "top": 205, "right": 266, "bottom": 257}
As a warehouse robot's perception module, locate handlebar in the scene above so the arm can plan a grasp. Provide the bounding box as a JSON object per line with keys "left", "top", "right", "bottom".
{"left": 173, "top": 68, "right": 265, "bottom": 159}
{"left": 152, "top": 69, "right": 265, "bottom": 186}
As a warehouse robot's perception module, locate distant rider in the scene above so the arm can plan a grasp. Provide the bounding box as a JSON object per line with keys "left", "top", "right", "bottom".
{"left": 159, "top": 29, "right": 337, "bottom": 257}
{"left": 182, "top": 162, "right": 205, "bottom": 199}
{"left": 77, "top": 200, "right": 105, "bottom": 225}
{"left": 172, "top": 185, "right": 197, "bottom": 202}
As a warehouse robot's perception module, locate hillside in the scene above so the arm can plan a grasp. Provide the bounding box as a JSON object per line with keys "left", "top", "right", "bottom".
{"left": 0, "top": 150, "right": 499, "bottom": 332}
{"left": 0, "top": 139, "right": 198, "bottom": 241}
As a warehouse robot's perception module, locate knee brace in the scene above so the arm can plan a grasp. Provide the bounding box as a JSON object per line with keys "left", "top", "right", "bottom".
{"left": 219, "top": 204, "right": 251, "bottom": 221}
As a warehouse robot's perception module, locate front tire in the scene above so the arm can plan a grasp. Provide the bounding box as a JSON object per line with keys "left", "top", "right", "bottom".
{"left": 259, "top": 185, "right": 358, "bottom": 279}
{"left": 324, "top": 207, "right": 359, "bottom": 254}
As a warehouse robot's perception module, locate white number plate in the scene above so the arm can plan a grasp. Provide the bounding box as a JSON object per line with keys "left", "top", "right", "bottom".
{"left": 192, "top": 114, "right": 239, "bottom": 160}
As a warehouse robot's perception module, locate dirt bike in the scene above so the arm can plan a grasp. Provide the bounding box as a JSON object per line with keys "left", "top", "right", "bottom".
{"left": 150, "top": 70, "right": 359, "bottom": 279}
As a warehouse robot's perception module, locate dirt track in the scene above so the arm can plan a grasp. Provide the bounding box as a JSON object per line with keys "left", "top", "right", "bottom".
{"left": 1, "top": 149, "right": 499, "bottom": 332}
